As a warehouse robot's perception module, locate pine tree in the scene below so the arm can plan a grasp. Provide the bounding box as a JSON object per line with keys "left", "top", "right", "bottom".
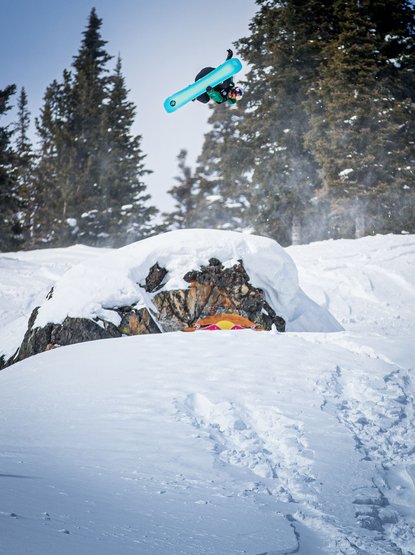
{"left": 365, "top": 0, "right": 415, "bottom": 235}
{"left": 31, "top": 84, "right": 56, "bottom": 245}
{"left": 32, "top": 7, "right": 111, "bottom": 247}
{"left": 305, "top": 0, "right": 415, "bottom": 237}
{"left": 13, "top": 87, "right": 34, "bottom": 243}
{"left": 32, "top": 9, "right": 157, "bottom": 247}
{"left": 69, "top": 7, "right": 113, "bottom": 243}
{"left": 0, "top": 85, "right": 23, "bottom": 251}
{"left": 164, "top": 149, "right": 198, "bottom": 229}
{"left": 101, "top": 56, "right": 157, "bottom": 245}
{"left": 191, "top": 102, "right": 252, "bottom": 231}
{"left": 235, "top": 0, "right": 333, "bottom": 245}
{"left": 32, "top": 75, "right": 78, "bottom": 245}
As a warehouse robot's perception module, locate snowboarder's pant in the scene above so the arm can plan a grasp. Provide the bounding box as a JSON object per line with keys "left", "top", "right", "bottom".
{"left": 195, "top": 66, "right": 215, "bottom": 103}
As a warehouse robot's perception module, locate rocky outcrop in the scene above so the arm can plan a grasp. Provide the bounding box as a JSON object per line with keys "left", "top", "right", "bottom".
{"left": 152, "top": 258, "right": 285, "bottom": 332}
{"left": 7, "top": 258, "right": 285, "bottom": 368}
{"left": 11, "top": 308, "right": 121, "bottom": 365}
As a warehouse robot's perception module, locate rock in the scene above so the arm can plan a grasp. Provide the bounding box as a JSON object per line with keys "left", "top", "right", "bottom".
{"left": 353, "top": 487, "right": 389, "bottom": 507}
{"left": 16, "top": 308, "right": 55, "bottom": 362}
{"left": 144, "top": 263, "right": 168, "bottom": 293}
{"left": 357, "top": 514, "right": 384, "bottom": 532}
{"left": 117, "top": 307, "right": 161, "bottom": 335}
{"left": 181, "top": 259, "right": 285, "bottom": 331}
{"left": 15, "top": 313, "right": 122, "bottom": 364}
{"left": 8, "top": 256, "right": 286, "bottom": 366}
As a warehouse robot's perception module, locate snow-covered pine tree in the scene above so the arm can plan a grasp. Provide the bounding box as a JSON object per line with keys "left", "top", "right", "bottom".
{"left": 32, "top": 8, "right": 111, "bottom": 247}
{"left": 235, "top": 0, "right": 330, "bottom": 245}
{"left": 32, "top": 9, "right": 156, "bottom": 247}
{"left": 0, "top": 85, "right": 23, "bottom": 251}
{"left": 69, "top": 7, "right": 113, "bottom": 244}
{"left": 305, "top": 0, "right": 415, "bottom": 237}
{"left": 13, "top": 87, "right": 34, "bottom": 244}
{"left": 101, "top": 56, "right": 157, "bottom": 246}
{"left": 369, "top": 0, "right": 415, "bottom": 235}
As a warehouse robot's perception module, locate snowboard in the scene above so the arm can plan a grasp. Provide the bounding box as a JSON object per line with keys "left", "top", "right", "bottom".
{"left": 163, "top": 58, "right": 242, "bottom": 113}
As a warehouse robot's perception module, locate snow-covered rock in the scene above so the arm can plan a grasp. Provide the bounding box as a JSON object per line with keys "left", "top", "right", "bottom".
{"left": 4, "top": 230, "right": 342, "bottom": 367}
{"left": 32, "top": 229, "right": 341, "bottom": 331}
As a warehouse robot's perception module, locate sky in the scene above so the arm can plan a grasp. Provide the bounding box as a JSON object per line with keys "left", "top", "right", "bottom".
{"left": 1, "top": 0, "right": 258, "bottom": 211}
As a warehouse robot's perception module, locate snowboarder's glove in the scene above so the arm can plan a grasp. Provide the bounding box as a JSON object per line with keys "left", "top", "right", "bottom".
{"left": 206, "top": 86, "right": 213, "bottom": 92}
{"left": 226, "top": 49, "right": 233, "bottom": 60}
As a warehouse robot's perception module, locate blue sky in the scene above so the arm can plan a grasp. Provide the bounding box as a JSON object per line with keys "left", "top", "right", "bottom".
{"left": 1, "top": 0, "right": 257, "bottom": 211}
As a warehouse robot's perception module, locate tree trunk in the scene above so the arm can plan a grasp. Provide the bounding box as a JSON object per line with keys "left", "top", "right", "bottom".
{"left": 291, "top": 214, "right": 302, "bottom": 245}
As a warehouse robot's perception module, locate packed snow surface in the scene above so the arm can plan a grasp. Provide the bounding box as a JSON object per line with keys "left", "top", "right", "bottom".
{"left": 0, "top": 232, "right": 414, "bottom": 555}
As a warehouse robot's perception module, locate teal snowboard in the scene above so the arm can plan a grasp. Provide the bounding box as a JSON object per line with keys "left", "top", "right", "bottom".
{"left": 164, "top": 58, "right": 242, "bottom": 113}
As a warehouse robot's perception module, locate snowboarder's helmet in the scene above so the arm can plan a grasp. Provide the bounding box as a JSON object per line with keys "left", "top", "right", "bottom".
{"left": 233, "top": 87, "right": 243, "bottom": 99}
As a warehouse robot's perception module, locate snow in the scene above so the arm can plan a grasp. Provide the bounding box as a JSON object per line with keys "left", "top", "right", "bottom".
{"left": 0, "top": 232, "right": 414, "bottom": 555}
{"left": 14, "top": 229, "right": 341, "bottom": 335}
{"left": 66, "top": 218, "right": 77, "bottom": 228}
{"left": 0, "top": 245, "right": 112, "bottom": 360}
{"left": 388, "top": 58, "right": 402, "bottom": 69}
{"left": 338, "top": 168, "right": 354, "bottom": 179}
{"left": 344, "top": 115, "right": 358, "bottom": 125}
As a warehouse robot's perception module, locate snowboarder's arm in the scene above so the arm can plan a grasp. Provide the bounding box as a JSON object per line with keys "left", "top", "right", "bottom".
{"left": 206, "top": 87, "right": 225, "bottom": 103}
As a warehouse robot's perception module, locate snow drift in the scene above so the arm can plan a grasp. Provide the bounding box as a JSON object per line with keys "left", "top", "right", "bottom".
{"left": 32, "top": 229, "right": 342, "bottom": 333}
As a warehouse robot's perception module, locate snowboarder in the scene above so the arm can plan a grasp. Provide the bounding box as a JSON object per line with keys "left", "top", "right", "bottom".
{"left": 194, "top": 49, "right": 244, "bottom": 105}
{"left": 164, "top": 49, "right": 242, "bottom": 112}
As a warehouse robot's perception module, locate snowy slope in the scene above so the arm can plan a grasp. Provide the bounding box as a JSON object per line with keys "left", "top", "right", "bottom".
{"left": 288, "top": 234, "right": 415, "bottom": 336}
{"left": 0, "top": 234, "right": 414, "bottom": 555}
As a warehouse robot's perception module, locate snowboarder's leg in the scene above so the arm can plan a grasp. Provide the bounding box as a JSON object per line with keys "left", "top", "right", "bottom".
{"left": 196, "top": 92, "right": 210, "bottom": 103}
{"left": 194, "top": 67, "right": 216, "bottom": 103}
{"left": 221, "top": 77, "right": 234, "bottom": 89}
{"left": 195, "top": 66, "right": 216, "bottom": 82}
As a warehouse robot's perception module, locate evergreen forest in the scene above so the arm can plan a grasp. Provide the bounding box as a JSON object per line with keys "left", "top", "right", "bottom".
{"left": 1, "top": 1, "right": 414, "bottom": 251}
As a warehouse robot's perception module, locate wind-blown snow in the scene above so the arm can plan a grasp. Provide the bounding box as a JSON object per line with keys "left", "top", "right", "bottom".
{"left": 0, "top": 233, "right": 414, "bottom": 555}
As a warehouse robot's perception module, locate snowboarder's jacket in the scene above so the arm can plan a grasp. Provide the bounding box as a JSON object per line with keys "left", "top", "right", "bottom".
{"left": 206, "top": 85, "right": 237, "bottom": 105}
{"left": 194, "top": 49, "right": 236, "bottom": 105}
